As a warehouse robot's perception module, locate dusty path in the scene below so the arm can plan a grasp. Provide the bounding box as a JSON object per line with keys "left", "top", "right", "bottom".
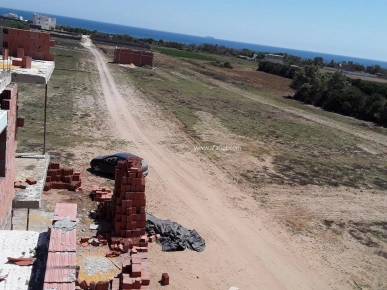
{"left": 83, "top": 38, "right": 338, "bottom": 290}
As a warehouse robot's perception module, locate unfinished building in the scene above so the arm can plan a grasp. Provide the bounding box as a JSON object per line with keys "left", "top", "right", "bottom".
{"left": 0, "top": 25, "right": 55, "bottom": 231}
{"left": 113, "top": 47, "right": 153, "bottom": 67}
{"left": 0, "top": 27, "right": 55, "bottom": 62}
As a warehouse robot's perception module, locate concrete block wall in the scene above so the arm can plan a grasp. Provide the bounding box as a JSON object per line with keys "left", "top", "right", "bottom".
{"left": 113, "top": 48, "right": 153, "bottom": 67}
{"left": 0, "top": 83, "right": 18, "bottom": 230}
{"left": 2, "top": 27, "right": 55, "bottom": 61}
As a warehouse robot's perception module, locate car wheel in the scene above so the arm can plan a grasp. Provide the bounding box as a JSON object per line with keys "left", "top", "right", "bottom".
{"left": 93, "top": 165, "right": 101, "bottom": 173}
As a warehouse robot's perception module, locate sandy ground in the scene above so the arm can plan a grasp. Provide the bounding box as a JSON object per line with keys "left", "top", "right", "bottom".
{"left": 77, "top": 36, "right": 346, "bottom": 290}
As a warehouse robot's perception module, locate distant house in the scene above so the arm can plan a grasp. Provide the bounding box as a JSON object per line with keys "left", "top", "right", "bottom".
{"left": 238, "top": 53, "right": 258, "bottom": 61}
{"left": 263, "top": 54, "right": 284, "bottom": 65}
{"left": 33, "top": 13, "right": 56, "bottom": 30}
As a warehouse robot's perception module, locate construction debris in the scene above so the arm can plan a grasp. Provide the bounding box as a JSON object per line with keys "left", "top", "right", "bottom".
{"left": 51, "top": 216, "right": 77, "bottom": 232}
{"left": 7, "top": 257, "right": 34, "bottom": 266}
{"left": 14, "top": 181, "right": 28, "bottom": 189}
{"left": 105, "top": 251, "right": 120, "bottom": 258}
{"left": 89, "top": 223, "right": 99, "bottom": 230}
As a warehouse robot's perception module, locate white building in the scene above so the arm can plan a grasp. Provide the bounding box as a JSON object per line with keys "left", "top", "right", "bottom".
{"left": 263, "top": 54, "right": 284, "bottom": 65}
{"left": 33, "top": 13, "right": 56, "bottom": 30}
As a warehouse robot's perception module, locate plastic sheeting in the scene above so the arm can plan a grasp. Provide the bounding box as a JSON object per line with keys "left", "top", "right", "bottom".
{"left": 146, "top": 213, "right": 205, "bottom": 252}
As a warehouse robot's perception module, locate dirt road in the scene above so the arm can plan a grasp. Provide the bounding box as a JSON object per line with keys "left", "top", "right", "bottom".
{"left": 83, "top": 38, "right": 337, "bottom": 289}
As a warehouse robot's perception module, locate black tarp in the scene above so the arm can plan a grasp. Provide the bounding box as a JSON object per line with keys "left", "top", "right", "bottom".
{"left": 146, "top": 213, "right": 206, "bottom": 252}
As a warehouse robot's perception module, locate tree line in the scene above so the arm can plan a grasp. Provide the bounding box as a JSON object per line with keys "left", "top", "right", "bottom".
{"left": 257, "top": 61, "right": 298, "bottom": 79}
{"left": 290, "top": 65, "right": 387, "bottom": 125}
{"left": 53, "top": 24, "right": 387, "bottom": 75}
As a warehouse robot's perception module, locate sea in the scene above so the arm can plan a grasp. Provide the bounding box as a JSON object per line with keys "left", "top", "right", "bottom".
{"left": 2, "top": 6, "right": 387, "bottom": 68}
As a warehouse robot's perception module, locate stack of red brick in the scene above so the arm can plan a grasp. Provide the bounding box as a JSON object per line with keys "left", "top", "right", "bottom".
{"left": 2, "top": 27, "right": 55, "bottom": 61}
{"left": 43, "top": 203, "right": 77, "bottom": 290}
{"left": 92, "top": 187, "right": 113, "bottom": 202}
{"left": 112, "top": 157, "right": 146, "bottom": 242}
{"left": 44, "top": 162, "right": 81, "bottom": 191}
{"left": 111, "top": 251, "right": 150, "bottom": 290}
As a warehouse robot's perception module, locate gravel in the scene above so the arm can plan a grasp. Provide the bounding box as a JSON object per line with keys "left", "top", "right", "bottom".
{"left": 81, "top": 257, "right": 115, "bottom": 276}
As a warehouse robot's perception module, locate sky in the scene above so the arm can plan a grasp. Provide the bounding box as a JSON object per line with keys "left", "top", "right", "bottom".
{"left": 1, "top": 0, "right": 386, "bottom": 61}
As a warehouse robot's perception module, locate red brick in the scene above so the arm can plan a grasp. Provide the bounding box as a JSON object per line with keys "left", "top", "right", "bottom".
{"left": 39, "top": 32, "right": 50, "bottom": 40}
{"left": 89, "top": 281, "right": 96, "bottom": 290}
{"left": 80, "top": 236, "right": 90, "bottom": 243}
{"left": 16, "top": 48, "right": 24, "bottom": 58}
{"left": 2, "top": 49, "right": 9, "bottom": 60}
{"left": 11, "top": 59, "right": 22, "bottom": 66}
{"left": 38, "top": 46, "right": 49, "bottom": 54}
{"left": 26, "top": 177, "right": 37, "bottom": 185}
{"left": 45, "top": 53, "right": 55, "bottom": 61}
{"left": 141, "top": 271, "right": 150, "bottom": 285}
{"left": 8, "top": 28, "right": 18, "bottom": 35}
{"left": 21, "top": 56, "right": 31, "bottom": 69}
{"left": 29, "top": 31, "right": 40, "bottom": 39}
{"left": 16, "top": 117, "right": 24, "bottom": 127}
{"left": 161, "top": 273, "right": 169, "bottom": 285}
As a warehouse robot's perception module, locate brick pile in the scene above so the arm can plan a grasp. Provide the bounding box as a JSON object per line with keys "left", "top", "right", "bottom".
{"left": 113, "top": 47, "right": 153, "bottom": 67}
{"left": 44, "top": 162, "right": 81, "bottom": 191}
{"left": 92, "top": 187, "right": 113, "bottom": 221}
{"left": 2, "top": 27, "right": 55, "bottom": 61}
{"left": 92, "top": 186, "right": 113, "bottom": 202}
{"left": 112, "top": 157, "right": 146, "bottom": 243}
{"left": 43, "top": 203, "right": 77, "bottom": 290}
{"left": 111, "top": 251, "right": 151, "bottom": 290}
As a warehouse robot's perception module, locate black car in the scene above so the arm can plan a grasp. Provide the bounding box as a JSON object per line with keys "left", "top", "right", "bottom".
{"left": 90, "top": 152, "right": 149, "bottom": 177}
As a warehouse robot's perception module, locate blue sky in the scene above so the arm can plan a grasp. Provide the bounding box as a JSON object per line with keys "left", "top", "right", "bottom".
{"left": 1, "top": 0, "right": 386, "bottom": 61}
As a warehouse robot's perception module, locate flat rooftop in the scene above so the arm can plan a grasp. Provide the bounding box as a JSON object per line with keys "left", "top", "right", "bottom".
{"left": 0, "top": 230, "right": 41, "bottom": 290}
{"left": 13, "top": 153, "right": 50, "bottom": 209}
{"left": 0, "top": 57, "right": 54, "bottom": 84}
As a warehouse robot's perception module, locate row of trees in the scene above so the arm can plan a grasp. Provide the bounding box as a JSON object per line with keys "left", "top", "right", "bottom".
{"left": 145, "top": 39, "right": 262, "bottom": 58}
{"left": 290, "top": 65, "right": 387, "bottom": 125}
{"left": 257, "top": 61, "right": 298, "bottom": 79}
{"left": 56, "top": 25, "right": 97, "bottom": 35}
{"left": 53, "top": 24, "right": 386, "bottom": 75}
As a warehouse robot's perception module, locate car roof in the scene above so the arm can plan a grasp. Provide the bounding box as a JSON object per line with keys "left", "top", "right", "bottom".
{"left": 115, "top": 152, "right": 138, "bottom": 159}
